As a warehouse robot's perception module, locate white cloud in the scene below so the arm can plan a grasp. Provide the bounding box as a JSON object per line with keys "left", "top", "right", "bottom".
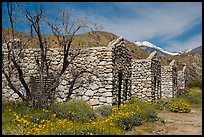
{"left": 88, "top": 2, "right": 202, "bottom": 52}
{"left": 92, "top": 2, "right": 202, "bottom": 41}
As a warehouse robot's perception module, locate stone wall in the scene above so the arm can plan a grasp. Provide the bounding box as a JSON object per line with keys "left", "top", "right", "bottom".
{"left": 2, "top": 38, "right": 189, "bottom": 107}
{"left": 111, "top": 37, "right": 132, "bottom": 105}
{"left": 178, "top": 65, "right": 188, "bottom": 95}
{"left": 2, "top": 37, "right": 132, "bottom": 108}
{"left": 161, "top": 60, "right": 178, "bottom": 98}
{"left": 131, "top": 51, "right": 161, "bottom": 102}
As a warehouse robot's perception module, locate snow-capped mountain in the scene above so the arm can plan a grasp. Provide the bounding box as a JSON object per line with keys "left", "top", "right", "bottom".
{"left": 181, "top": 48, "right": 192, "bottom": 54}
{"left": 180, "top": 46, "right": 202, "bottom": 54}
{"left": 189, "top": 46, "right": 202, "bottom": 53}
{"left": 134, "top": 41, "right": 180, "bottom": 56}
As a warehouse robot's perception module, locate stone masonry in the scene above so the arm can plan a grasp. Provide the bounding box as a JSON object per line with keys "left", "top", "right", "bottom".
{"left": 2, "top": 37, "right": 188, "bottom": 107}
{"left": 161, "top": 60, "right": 178, "bottom": 98}
{"left": 178, "top": 65, "right": 188, "bottom": 95}
{"left": 2, "top": 37, "right": 132, "bottom": 108}
{"left": 131, "top": 51, "right": 161, "bottom": 103}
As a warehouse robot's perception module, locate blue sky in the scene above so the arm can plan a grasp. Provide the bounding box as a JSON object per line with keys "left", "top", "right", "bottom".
{"left": 2, "top": 2, "right": 202, "bottom": 52}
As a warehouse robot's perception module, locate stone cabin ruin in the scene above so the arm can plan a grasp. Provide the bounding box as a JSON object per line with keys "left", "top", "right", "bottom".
{"left": 2, "top": 37, "right": 188, "bottom": 107}
{"left": 2, "top": 37, "right": 132, "bottom": 108}
{"left": 177, "top": 65, "right": 188, "bottom": 95}
{"left": 161, "top": 60, "right": 178, "bottom": 98}
{"left": 131, "top": 51, "right": 161, "bottom": 103}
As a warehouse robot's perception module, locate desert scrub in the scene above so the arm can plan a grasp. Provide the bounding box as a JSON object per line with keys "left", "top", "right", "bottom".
{"left": 2, "top": 100, "right": 124, "bottom": 135}
{"left": 128, "top": 97, "right": 158, "bottom": 122}
{"left": 51, "top": 121, "right": 124, "bottom": 135}
{"left": 50, "top": 99, "right": 98, "bottom": 122}
{"left": 169, "top": 98, "right": 191, "bottom": 113}
{"left": 107, "top": 104, "right": 144, "bottom": 130}
{"left": 95, "top": 105, "right": 113, "bottom": 118}
{"left": 187, "top": 87, "right": 202, "bottom": 104}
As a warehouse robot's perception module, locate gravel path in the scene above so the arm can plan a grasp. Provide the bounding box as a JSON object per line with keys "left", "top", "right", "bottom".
{"left": 156, "top": 106, "right": 202, "bottom": 135}
{"left": 126, "top": 106, "right": 202, "bottom": 135}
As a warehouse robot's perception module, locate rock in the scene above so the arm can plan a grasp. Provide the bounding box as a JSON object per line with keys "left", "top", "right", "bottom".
{"left": 11, "top": 93, "right": 19, "bottom": 99}
{"left": 99, "top": 88, "right": 106, "bottom": 93}
{"left": 58, "top": 85, "right": 65, "bottom": 92}
{"left": 90, "top": 83, "right": 99, "bottom": 90}
{"left": 105, "top": 85, "right": 112, "bottom": 89}
{"left": 56, "top": 97, "right": 63, "bottom": 103}
{"left": 89, "top": 99, "right": 99, "bottom": 106}
{"left": 104, "top": 69, "right": 112, "bottom": 73}
{"left": 85, "top": 90, "right": 94, "bottom": 96}
{"left": 99, "top": 97, "right": 106, "bottom": 102}
{"left": 99, "top": 61, "right": 106, "bottom": 66}
{"left": 61, "top": 80, "right": 67, "bottom": 85}
{"left": 82, "top": 96, "right": 89, "bottom": 101}
{"left": 103, "top": 92, "right": 112, "bottom": 97}
{"left": 107, "top": 97, "right": 112, "bottom": 103}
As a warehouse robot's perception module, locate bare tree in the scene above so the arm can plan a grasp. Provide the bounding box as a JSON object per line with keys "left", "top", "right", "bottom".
{"left": 2, "top": 2, "right": 32, "bottom": 104}
{"left": 2, "top": 2, "right": 101, "bottom": 108}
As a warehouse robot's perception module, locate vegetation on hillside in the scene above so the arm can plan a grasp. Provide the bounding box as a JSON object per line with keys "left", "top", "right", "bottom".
{"left": 2, "top": 28, "right": 150, "bottom": 60}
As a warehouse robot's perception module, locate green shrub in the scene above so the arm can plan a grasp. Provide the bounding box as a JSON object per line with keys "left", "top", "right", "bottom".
{"left": 110, "top": 104, "right": 144, "bottom": 130}
{"left": 50, "top": 99, "right": 98, "bottom": 123}
{"left": 176, "top": 87, "right": 202, "bottom": 105}
{"left": 128, "top": 97, "right": 158, "bottom": 122}
{"left": 50, "top": 121, "right": 124, "bottom": 135}
{"left": 95, "top": 105, "right": 113, "bottom": 117}
{"left": 188, "top": 80, "right": 202, "bottom": 89}
{"left": 154, "top": 100, "right": 166, "bottom": 110}
{"left": 168, "top": 98, "right": 191, "bottom": 113}
{"left": 106, "top": 100, "right": 158, "bottom": 131}
{"left": 187, "top": 87, "right": 202, "bottom": 104}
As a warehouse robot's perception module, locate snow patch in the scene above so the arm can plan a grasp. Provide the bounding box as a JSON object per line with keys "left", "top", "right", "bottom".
{"left": 134, "top": 41, "right": 180, "bottom": 56}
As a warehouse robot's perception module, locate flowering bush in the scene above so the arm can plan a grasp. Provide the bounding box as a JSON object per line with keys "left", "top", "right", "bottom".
{"left": 95, "top": 105, "right": 113, "bottom": 117}
{"left": 2, "top": 104, "right": 123, "bottom": 135}
{"left": 110, "top": 104, "right": 144, "bottom": 130}
{"left": 2, "top": 99, "right": 159, "bottom": 134}
{"left": 169, "top": 98, "right": 191, "bottom": 113}
{"left": 128, "top": 97, "right": 158, "bottom": 122}
{"left": 50, "top": 99, "right": 98, "bottom": 122}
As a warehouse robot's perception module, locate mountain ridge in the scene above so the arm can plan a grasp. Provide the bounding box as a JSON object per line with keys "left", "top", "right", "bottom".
{"left": 134, "top": 40, "right": 202, "bottom": 57}
{"left": 134, "top": 41, "right": 180, "bottom": 56}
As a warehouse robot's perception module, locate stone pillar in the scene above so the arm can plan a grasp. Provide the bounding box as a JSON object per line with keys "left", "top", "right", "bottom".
{"left": 161, "top": 60, "right": 178, "bottom": 98}
{"left": 178, "top": 65, "right": 188, "bottom": 95}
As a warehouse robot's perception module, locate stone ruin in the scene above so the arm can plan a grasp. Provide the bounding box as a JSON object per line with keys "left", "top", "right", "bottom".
{"left": 2, "top": 37, "right": 132, "bottom": 108}
{"left": 161, "top": 60, "right": 178, "bottom": 98}
{"left": 2, "top": 37, "right": 187, "bottom": 107}
{"left": 131, "top": 51, "right": 161, "bottom": 103}
{"left": 178, "top": 65, "right": 188, "bottom": 95}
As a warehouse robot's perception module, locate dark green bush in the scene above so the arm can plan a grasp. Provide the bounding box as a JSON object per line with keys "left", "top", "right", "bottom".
{"left": 188, "top": 80, "right": 202, "bottom": 89}
{"left": 110, "top": 104, "right": 144, "bottom": 130}
{"left": 95, "top": 105, "right": 113, "bottom": 117}
{"left": 154, "top": 99, "right": 169, "bottom": 110}
{"left": 128, "top": 97, "right": 158, "bottom": 122}
{"left": 50, "top": 99, "right": 98, "bottom": 123}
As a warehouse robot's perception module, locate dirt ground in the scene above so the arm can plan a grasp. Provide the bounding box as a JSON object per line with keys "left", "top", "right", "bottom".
{"left": 126, "top": 105, "right": 202, "bottom": 135}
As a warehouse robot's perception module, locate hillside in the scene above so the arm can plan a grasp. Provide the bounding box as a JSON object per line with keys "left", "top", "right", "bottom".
{"left": 2, "top": 28, "right": 149, "bottom": 60}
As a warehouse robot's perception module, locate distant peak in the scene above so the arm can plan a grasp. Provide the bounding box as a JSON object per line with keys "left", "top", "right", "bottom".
{"left": 134, "top": 41, "right": 179, "bottom": 56}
